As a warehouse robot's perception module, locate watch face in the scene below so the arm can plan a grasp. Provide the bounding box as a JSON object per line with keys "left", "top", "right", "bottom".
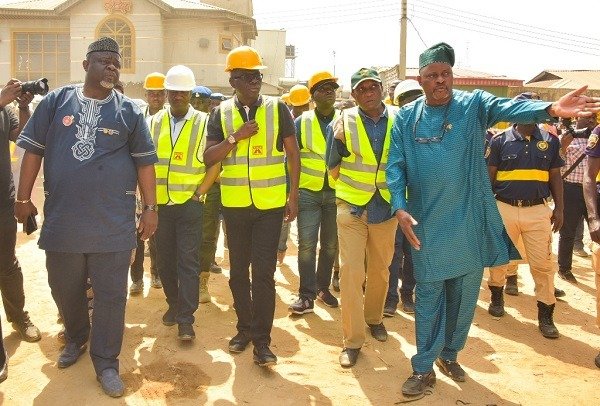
{"left": 228, "top": 135, "right": 236, "bottom": 144}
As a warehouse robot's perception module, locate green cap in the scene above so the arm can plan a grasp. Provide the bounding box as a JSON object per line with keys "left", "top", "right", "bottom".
{"left": 350, "top": 68, "right": 382, "bottom": 90}
{"left": 419, "top": 42, "right": 454, "bottom": 70}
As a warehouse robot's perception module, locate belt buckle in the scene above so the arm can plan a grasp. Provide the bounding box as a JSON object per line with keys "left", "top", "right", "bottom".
{"left": 517, "top": 200, "right": 523, "bottom": 207}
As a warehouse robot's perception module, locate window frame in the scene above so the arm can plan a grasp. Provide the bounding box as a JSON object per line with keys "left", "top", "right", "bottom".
{"left": 95, "top": 15, "right": 135, "bottom": 73}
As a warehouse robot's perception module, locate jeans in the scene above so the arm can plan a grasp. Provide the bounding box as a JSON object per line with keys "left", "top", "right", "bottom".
{"left": 200, "top": 183, "right": 221, "bottom": 273}
{"left": 223, "top": 206, "right": 283, "bottom": 346}
{"left": 0, "top": 206, "right": 27, "bottom": 324}
{"left": 386, "top": 226, "right": 416, "bottom": 306}
{"left": 558, "top": 181, "right": 587, "bottom": 273}
{"left": 297, "top": 189, "right": 338, "bottom": 299}
{"left": 156, "top": 200, "right": 204, "bottom": 325}
{"left": 278, "top": 221, "right": 291, "bottom": 252}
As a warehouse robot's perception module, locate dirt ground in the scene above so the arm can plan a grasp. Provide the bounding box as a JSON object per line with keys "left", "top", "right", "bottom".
{"left": 1, "top": 221, "right": 600, "bottom": 405}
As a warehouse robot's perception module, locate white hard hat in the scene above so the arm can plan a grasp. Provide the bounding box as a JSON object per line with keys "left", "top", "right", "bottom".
{"left": 164, "top": 65, "right": 196, "bottom": 91}
{"left": 393, "top": 79, "right": 423, "bottom": 104}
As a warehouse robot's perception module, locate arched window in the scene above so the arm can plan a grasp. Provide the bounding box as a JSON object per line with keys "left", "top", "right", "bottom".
{"left": 96, "top": 16, "right": 134, "bottom": 72}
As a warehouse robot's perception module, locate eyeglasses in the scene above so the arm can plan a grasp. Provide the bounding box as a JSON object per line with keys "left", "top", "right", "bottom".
{"left": 232, "top": 72, "right": 263, "bottom": 83}
{"left": 412, "top": 99, "right": 452, "bottom": 144}
{"left": 314, "top": 83, "right": 337, "bottom": 93}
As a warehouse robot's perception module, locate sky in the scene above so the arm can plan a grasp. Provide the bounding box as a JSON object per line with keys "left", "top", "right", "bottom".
{"left": 252, "top": 0, "right": 599, "bottom": 89}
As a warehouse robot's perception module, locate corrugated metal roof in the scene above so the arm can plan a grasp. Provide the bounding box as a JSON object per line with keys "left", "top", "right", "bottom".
{"left": 526, "top": 70, "right": 600, "bottom": 90}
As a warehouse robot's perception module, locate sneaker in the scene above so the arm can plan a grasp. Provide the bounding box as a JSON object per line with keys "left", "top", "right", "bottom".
{"left": 210, "top": 262, "right": 223, "bottom": 274}
{"left": 402, "top": 371, "right": 436, "bottom": 396}
{"left": 573, "top": 248, "right": 590, "bottom": 258}
{"left": 435, "top": 358, "right": 466, "bottom": 382}
{"left": 228, "top": 332, "right": 251, "bottom": 353}
{"left": 368, "top": 322, "right": 388, "bottom": 342}
{"left": 129, "top": 279, "right": 144, "bottom": 295}
{"left": 162, "top": 308, "right": 177, "bottom": 326}
{"left": 178, "top": 324, "right": 195, "bottom": 341}
{"left": 383, "top": 301, "right": 397, "bottom": 317}
{"left": 289, "top": 297, "right": 314, "bottom": 315}
{"left": 12, "top": 312, "right": 41, "bottom": 342}
{"left": 253, "top": 344, "right": 277, "bottom": 367}
{"left": 401, "top": 295, "right": 415, "bottom": 314}
{"left": 558, "top": 270, "right": 578, "bottom": 284}
{"left": 331, "top": 271, "right": 340, "bottom": 292}
{"left": 97, "top": 368, "right": 124, "bottom": 398}
{"left": 317, "top": 289, "right": 339, "bottom": 308}
{"left": 150, "top": 275, "right": 163, "bottom": 289}
{"left": 339, "top": 347, "right": 360, "bottom": 367}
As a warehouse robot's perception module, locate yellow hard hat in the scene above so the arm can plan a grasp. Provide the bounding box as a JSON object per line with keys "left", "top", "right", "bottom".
{"left": 225, "top": 46, "right": 267, "bottom": 72}
{"left": 308, "top": 71, "right": 338, "bottom": 93}
{"left": 281, "top": 92, "right": 290, "bottom": 104}
{"left": 143, "top": 72, "right": 165, "bottom": 90}
{"left": 288, "top": 85, "right": 310, "bottom": 106}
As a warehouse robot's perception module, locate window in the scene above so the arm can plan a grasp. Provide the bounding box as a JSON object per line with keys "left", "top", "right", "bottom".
{"left": 13, "top": 32, "right": 70, "bottom": 88}
{"left": 96, "top": 16, "right": 134, "bottom": 72}
{"left": 220, "top": 35, "right": 233, "bottom": 53}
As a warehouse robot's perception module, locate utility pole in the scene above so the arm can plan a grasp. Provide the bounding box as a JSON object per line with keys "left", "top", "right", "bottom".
{"left": 397, "top": 0, "right": 407, "bottom": 80}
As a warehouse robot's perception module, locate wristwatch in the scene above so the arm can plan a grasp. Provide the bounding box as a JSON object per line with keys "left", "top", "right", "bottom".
{"left": 143, "top": 204, "right": 158, "bottom": 212}
{"left": 227, "top": 134, "right": 237, "bottom": 144}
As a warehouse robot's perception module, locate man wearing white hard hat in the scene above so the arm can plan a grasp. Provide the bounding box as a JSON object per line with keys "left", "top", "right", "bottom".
{"left": 150, "top": 65, "right": 220, "bottom": 342}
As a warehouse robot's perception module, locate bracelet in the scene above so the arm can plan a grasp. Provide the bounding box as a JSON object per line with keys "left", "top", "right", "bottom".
{"left": 143, "top": 204, "right": 158, "bottom": 212}
{"left": 15, "top": 198, "right": 31, "bottom": 204}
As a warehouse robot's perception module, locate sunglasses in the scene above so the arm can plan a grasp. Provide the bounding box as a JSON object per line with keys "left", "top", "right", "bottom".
{"left": 232, "top": 72, "right": 263, "bottom": 83}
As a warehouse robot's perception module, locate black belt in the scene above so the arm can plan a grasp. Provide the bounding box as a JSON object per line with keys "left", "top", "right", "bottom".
{"left": 495, "top": 196, "right": 546, "bottom": 207}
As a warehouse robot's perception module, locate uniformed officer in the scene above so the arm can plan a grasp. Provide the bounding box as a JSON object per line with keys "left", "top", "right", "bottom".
{"left": 487, "top": 94, "right": 564, "bottom": 339}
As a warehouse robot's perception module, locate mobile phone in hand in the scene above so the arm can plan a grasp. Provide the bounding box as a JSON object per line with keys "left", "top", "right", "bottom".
{"left": 24, "top": 214, "right": 38, "bottom": 235}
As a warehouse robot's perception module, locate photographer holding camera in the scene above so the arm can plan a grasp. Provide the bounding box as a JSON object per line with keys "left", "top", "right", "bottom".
{"left": 0, "top": 78, "right": 41, "bottom": 380}
{"left": 558, "top": 115, "right": 599, "bottom": 284}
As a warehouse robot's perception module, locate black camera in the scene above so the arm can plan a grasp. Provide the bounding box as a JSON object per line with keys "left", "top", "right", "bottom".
{"left": 21, "top": 78, "right": 49, "bottom": 96}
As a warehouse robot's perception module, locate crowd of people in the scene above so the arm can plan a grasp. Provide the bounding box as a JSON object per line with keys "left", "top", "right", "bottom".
{"left": 1, "top": 37, "right": 600, "bottom": 400}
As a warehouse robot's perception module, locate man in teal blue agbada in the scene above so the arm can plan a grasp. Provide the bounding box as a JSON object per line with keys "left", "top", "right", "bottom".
{"left": 387, "top": 42, "right": 600, "bottom": 397}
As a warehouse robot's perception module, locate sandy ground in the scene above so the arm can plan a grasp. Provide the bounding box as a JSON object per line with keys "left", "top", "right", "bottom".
{"left": 1, "top": 220, "right": 600, "bottom": 406}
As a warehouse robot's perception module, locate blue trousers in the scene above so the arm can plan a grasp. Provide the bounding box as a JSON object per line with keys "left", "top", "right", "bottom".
{"left": 297, "top": 189, "right": 338, "bottom": 299}
{"left": 46, "top": 250, "right": 130, "bottom": 376}
{"left": 412, "top": 269, "right": 483, "bottom": 374}
{"left": 386, "top": 226, "right": 416, "bottom": 305}
{"left": 156, "top": 200, "right": 203, "bottom": 325}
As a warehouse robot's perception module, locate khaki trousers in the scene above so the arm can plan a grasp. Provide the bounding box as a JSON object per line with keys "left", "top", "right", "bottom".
{"left": 590, "top": 242, "right": 600, "bottom": 328}
{"left": 337, "top": 201, "right": 397, "bottom": 349}
{"left": 488, "top": 201, "right": 556, "bottom": 305}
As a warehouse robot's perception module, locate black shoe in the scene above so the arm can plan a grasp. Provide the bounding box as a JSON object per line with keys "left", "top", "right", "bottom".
{"left": 538, "top": 301, "right": 559, "bottom": 339}
{"left": 368, "top": 322, "right": 388, "bottom": 342}
{"left": 558, "top": 270, "right": 578, "bottom": 284}
{"left": 332, "top": 271, "right": 340, "bottom": 292}
{"left": 402, "top": 371, "right": 436, "bottom": 396}
{"left": 488, "top": 286, "right": 505, "bottom": 317}
{"left": 435, "top": 358, "right": 466, "bottom": 382}
{"left": 253, "top": 345, "right": 277, "bottom": 367}
{"left": 554, "top": 287, "right": 566, "bottom": 298}
{"left": 383, "top": 301, "right": 397, "bottom": 317}
{"left": 178, "top": 324, "right": 195, "bottom": 341}
{"left": 401, "top": 294, "right": 415, "bottom": 314}
{"left": 595, "top": 352, "right": 600, "bottom": 369}
{"left": 289, "top": 297, "right": 314, "bottom": 315}
{"left": 228, "top": 332, "right": 251, "bottom": 353}
{"left": 339, "top": 348, "right": 360, "bottom": 367}
{"left": 58, "top": 342, "right": 87, "bottom": 368}
{"left": 0, "top": 351, "right": 8, "bottom": 383}
{"left": 162, "top": 308, "right": 176, "bottom": 326}
{"left": 12, "top": 312, "right": 41, "bottom": 342}
{"left": 97, "top": 368, "right": 124, "bottom": 398}
{"left": 210, "top": 262, "right": 223, "bottom": 274}
{"left": 505, "top": 275, "right": 519, "bottom": 296}
{"left": 317, "top": 289, "right": 339, "bottom": 307}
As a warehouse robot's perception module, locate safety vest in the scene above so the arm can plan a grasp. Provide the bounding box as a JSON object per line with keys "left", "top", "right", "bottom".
{"left": 299, "top": 110, "right": 339, "bottom": 191}
{"left": 151, "top": 109, "right": 208, "bottom": 204}
{"left": 219, "top": 96, "right": 286, "bottom": 209}
{"left": 335, "top": 106, "right": 397, "bottom": 206}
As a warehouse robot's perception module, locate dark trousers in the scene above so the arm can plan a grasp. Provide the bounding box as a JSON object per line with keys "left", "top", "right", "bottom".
{"left": 558, "top": 181, "right": 588, "bottom": 273}
{"left": 130, "top": 231, "right": 158, "bottom": 282}
{"left": 223, "top": 206, "right": 284, "bottom": 346}
{"left": 386, "top": 226, "right": 416, "bottom": 305}
{"left": 0, "top": 206, "right": 27, "bottom": 324}
{"left": 199, "top": 183, "right": 221, "bottom": 273}
{"left": 0, "top": 319, "right": 4, "bottom": 366}
{"left": 156, "top": 200, "right": 203, "bottom": 324}
{"left": 297, "top": 189, "right": 338, "bottom": 299}
{"left": 46, "top": 250, "right": 130, "bottom": 375}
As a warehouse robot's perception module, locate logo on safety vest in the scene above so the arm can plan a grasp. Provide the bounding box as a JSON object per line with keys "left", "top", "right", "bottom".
{"left": 252, "top": 145, "right": 264, "bottom": 156}
{"left": 588, "top": 133, "right": 599, "bottom": 149}
{"left": 174, "top": 151, "right": 184, "bottom": 160}
{"left": 62, "top": 115, "right": 74, "bottom": 126}
{"left": 536, "top": 141, "right": 548, "bottom": 151}
{"left": 484, "top": 145, "right": 491, "bottom": 159}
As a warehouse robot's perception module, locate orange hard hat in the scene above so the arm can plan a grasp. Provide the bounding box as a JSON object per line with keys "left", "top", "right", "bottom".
{"left": 308, "top": 71, "right": 338, "bottom": 93}
{"left": 281, "top": 92, "right": 290, "bottom": 104}
{"left": 225, "top": 46, "right": 266, "bottom": 72}
{"left": 143, "top": 72, "right": 165, "bottom": 90}
{"left": 288, "top": 85, "right": 310, "bottom": 106}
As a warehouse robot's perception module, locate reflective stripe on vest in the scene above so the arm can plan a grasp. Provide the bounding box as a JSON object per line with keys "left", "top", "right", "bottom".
{"left": 219, "top": 96, "right": 286, "bottom": 209}
{"left": 151, "top": 109, "right": 207, "bottom": 204}
{"left": 335, "top": 106, "right": 397, "bottom": 206}
{"left": 299, "top": 110, "right": 339, "bottom": 191}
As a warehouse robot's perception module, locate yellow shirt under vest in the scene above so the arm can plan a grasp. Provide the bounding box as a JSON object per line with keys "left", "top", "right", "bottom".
{"left": 219, "top": 96, "right": 286, "bottom": 209}
{"left": 151, "top": 107, "right": 208, "bottom": 205}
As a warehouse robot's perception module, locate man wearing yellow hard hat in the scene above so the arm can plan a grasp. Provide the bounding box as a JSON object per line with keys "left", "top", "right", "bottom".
{"left": 143, "top": 72, "right": 166, "bottom": 119}
{"left": 289, "top": 71, "right": 340, "bottom": 316}
{"left": 204, "top": 46, "right": 300, "bottom": 367}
